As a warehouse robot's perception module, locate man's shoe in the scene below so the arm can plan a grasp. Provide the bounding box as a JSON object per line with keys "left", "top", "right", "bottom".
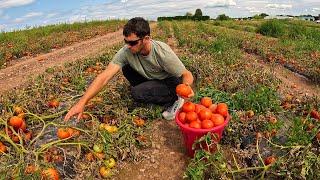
{"left": 162, "top": 97, "right": 184, "bottom": 120}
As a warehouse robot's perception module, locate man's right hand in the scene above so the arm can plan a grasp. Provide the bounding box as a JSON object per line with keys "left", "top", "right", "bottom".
{"left": 64, "top": 102, "right": 85, "bottom": 121}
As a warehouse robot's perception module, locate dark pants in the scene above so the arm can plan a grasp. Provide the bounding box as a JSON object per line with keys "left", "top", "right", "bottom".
{"left": 122, "top": 64, "right": 181, "bottom": 106}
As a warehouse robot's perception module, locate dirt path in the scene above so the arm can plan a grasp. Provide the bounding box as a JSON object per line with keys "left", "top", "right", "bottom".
{"left": 0, "top": 29, "right": 123, "bottom": 94}
{"left": 245, "top": 53, "right": 320, "bottom": 98}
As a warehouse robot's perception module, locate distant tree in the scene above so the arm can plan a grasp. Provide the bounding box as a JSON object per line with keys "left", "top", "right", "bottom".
{"left": 216, "top": 14, "right": 230, "bottom": 21}
{"left": 260, "top": 13, "right": 269, "bottom": 18}
{"left": 185, "top": 12, "right": 193, "bottom": 16}
{"left": 194, "top": 9, "right": 203, "bottom": 16}
{"left": 253, "top": 13, "right": 269, "bottom": 19}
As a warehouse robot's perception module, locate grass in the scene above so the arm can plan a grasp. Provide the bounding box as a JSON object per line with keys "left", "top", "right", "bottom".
{"left": 0, "top": 19, "right": 126, "bottom": 69}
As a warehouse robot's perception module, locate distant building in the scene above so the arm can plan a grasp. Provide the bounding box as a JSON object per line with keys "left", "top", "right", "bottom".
{"left": 298, "top": 15, "right": 315, "bottom": 21}
{"left": 264, "top": 15, "right": 293, "bottom": 20}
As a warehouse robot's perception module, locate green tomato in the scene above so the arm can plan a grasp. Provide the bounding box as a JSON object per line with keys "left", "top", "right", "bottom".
{"left": 104, "top": 158, "right": 116, "bottom": 168}
{"left": 93, "top": 144, "right": 103, "bottom": 153}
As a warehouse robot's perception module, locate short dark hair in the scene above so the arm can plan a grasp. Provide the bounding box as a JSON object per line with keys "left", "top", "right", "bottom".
{"left": 123, "top": 17, "right": 150, "bottom": 38}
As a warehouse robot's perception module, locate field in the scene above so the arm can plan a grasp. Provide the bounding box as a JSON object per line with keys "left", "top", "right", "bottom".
{"left": 0, "top": 19, "right": 319, "bottom": 179}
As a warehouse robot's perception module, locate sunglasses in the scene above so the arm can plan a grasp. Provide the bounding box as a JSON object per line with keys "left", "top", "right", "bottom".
{"left": 124, "top": 38, "right": 142, "bottom": 46}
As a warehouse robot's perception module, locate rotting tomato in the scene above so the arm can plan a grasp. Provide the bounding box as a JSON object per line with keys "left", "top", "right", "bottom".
{"left": 48, "top": 99, "right": 60, "bottom": 108}
{"left": 133, "top": 117, "right": 145, "bottom": 127}
{"left": 200, "top": 97, "right": 213, "bottom": 108}
{"left": 264, "top": 156, "right": 276, "bottom": 165}
{"left": 176, "top": 84, "right": 192, "bottom": 98}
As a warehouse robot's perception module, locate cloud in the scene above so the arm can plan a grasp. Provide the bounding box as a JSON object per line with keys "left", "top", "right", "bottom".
{"left": 0, "top": 0, "right": 35, "bottom": 9}
{"left": 312, "top": 7, "right": 320, "bottom": 12}
{"left": 0, "top": 24, "right": 6, "bottom": 31}
{"left": 266, "top": 4, "right": 292, "bottom": 10}
{"left": 14, "top": 11, "right": 43, "bottom": 23}
{"left": 245, "top": 7, "right": 260, "bottom": 13}
{"left": 206, "top": 0, "right": 236, "bottom": 8}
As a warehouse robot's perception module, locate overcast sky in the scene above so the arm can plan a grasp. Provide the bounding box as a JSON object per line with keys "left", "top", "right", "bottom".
{"left": 0, "top": 0, "right": 319, "bottom": 32}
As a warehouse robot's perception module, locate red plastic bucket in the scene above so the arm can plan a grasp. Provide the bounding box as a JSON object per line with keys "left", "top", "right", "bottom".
{"left": 175, "top": 110, "right": 230, "bottom": 157}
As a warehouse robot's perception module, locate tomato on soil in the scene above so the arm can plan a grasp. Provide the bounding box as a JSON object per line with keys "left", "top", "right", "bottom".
{"left": 42, "top": 168, "right": 59, "bottom": 180}
{"left": 9, "top": 116, "right": 23, "bottom": 129}
{"left": 57, "top": 128, "right": 71, "bottom": 139}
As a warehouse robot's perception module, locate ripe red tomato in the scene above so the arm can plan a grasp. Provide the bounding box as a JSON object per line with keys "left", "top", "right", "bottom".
{"left": 211, "top": 114, "right": 225, "bottom": 126}
{"left": 200, "top": 97, "right": 213, "bottom": 108}
{"left": 176, "top": 84, "right": 192, "bottom": 97}
{"left": 178, "top": 112, "right": 187, "bottom": 124}
{"left": 57, "top": 128, "right": 71, "bottom": 139}
{"left": 9, "top": 116, "right": 23, "bottom": 129}
{"left": 182, "top": 102, "right": 195, "bottom": 112}
{"left": 208, "top": 104, "right": 217, "bottom": 113}
{"left": 189, "top": 121, "right": 201, "bottom": 129}
{"left": 195, "top": 104, "right": 205, "bottom": 114}
{"left": 216, "top": 103, "right": 228, "bottom": 117}
{"left": 201, "top": 120, "right": 214, "bottom": 129}
{"left": 185, "top": 111, "right": 198, "bottom": 123}
{"left": 198, "top": 109, "right": 212, "bottom": 120}
{"left": 42, "top": 168, "right": 59, "bottom": 180}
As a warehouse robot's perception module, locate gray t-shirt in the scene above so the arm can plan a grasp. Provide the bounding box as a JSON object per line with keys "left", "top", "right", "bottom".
{"left": 111, "top": 40, "right": 186, "bottom": 80}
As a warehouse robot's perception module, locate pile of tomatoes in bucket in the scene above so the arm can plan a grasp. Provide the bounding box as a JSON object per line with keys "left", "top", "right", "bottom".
{"left": 175, "top": 84, "right": 230, "bottom": 156}
{"left": 176, "top": 84, "right": 229, "bottom": 129}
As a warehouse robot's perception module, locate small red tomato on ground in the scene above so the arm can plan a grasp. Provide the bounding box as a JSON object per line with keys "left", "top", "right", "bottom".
{"left": 48, "top": 99, "right": 60, "bottom": 108}
{"left": 9, "top": 116, "right": 23, "bottom": 129}
{"left": 264, "top": 156, "right": 276, "bottom": 165}
{"left": 42, "top": 168, "right": 59, "bottom": 180}
{"left": 57, "top": 128, "right": 71, "bottom": 139}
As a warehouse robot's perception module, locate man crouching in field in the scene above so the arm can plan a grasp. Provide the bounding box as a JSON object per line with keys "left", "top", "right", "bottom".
{"left": 64, "top": 17, "right": 194, "bottom": 121}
